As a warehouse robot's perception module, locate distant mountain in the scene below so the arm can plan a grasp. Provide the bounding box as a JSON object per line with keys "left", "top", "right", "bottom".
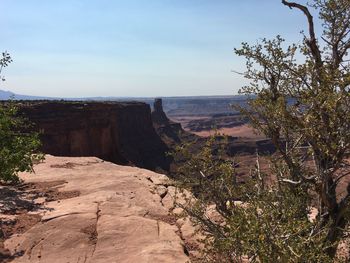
{"left": 0, "top": 90, "right": 54, "bottom": 100}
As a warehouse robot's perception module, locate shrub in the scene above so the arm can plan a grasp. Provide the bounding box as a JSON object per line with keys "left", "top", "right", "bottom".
{"left": 0, "top": 52, "right": 44, "bottom": 183}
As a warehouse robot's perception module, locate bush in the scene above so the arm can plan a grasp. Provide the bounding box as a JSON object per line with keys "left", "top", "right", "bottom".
{"left": 0, "top": 52, "right": 44, "bottom": 183}
{"left": 173, "top": 136, "right": 336, "bottom": 262}
{"left": 0, "top": 103, "right": 43, "bottom": 183}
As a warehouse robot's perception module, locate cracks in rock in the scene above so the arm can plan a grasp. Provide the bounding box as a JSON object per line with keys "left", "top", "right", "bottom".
{"left": 90, "top": 202, "right": 101, "bottom": 257}
{"left": 160, "top": 197, "right": 165, "bottom": 207}
{"left": 41, "top": 212, "right": 81, "bottom": 222}
{"left": 146, "top": 213, "right": 177, "bottom": 226}
{"left": 156, "top": 220, "right": 160, "bottom": 237}
{"left": 143, "top": 210, "right": 150, "bottom": 217}
{"left": 146, "top": 175, "right": 174, "bottom": 209}
{"left": 183, "top": 245, "right": 190, "bottom": 257}
{"left": 175, "top": 222, "right": 185, "bottom": 243}
{"left": 174, "top": 222, "right": 192, "bottom": 259}
{"left": 37, "top": 243, "right": 43, "bottom": 262}
{"left": 156, "top": 185, "right": 168, "bottom": 207}
{"left": 27, "top": 235, "right": 46, "bottom": 260}
{"left": 79, "top": 202, "right": 102, "bottom": 261}
{"left": 146, "top": 177, "right": 154, "bottom": 184}
{"left": 27, "top": 241, "right": 38, "bottom": 260}
{"left": 159, "top": 187, "right": 168, "bottom": 199}
{"left": 175, "top": 219, "right": 201, "bottom": 261}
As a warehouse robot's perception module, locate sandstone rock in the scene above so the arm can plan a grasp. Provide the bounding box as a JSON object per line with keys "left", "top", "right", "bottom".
{"left": 152, "top": 98, "right": 170, "bottom": 125}
{"left": 151, "top": 98, "right": 190, "bottom": 146}
{"left": 4, "top": 155, "right": 190, "bottom": 263}
{"left": 18, "top": 101, "right": 170, "bottom": 171}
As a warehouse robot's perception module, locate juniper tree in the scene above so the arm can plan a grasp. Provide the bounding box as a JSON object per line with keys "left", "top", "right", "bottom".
{"left": 235, "top": 0, "right": 350, "bottom": 257}
{"left": 175, "top": 1, "right": 350, "bottom": 261}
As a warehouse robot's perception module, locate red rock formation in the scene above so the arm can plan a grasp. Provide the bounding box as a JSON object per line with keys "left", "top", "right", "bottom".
{"left": 18, "top": 101, "right": 170, "bottom": 171}
{"left": 152, "top": 98, "right": 171, "bottom": 125}
{"left": 151, "top": 98, "right": 191, "bottom": 145}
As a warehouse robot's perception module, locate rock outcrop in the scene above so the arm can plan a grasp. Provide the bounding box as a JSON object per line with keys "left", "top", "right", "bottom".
{"left": 3, "top": 156, "right": 193, "bottom": 263}
{"left": 151, "top": 98, "right": 194, "bottom": 146}
{"left": 152, "top": 98, "right": 171, "bottom": 125}
{"left": 18, "top": 101, "right": 170, "bottom": 171}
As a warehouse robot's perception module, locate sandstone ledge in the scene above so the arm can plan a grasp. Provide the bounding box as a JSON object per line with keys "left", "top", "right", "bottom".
{"left": 4, "top": 155, "right": 190, "bottom": 263}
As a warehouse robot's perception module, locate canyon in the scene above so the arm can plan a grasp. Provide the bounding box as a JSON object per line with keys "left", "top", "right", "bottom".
{"left": 15, "top": 99, "right": 275, "bottom": 175}
{"left": 0, "top": 99, "right": 209, "bottom": 262}
{"left": 2, "top": 98, "right": 348, "bottom": 262}
{"left": 0, "top": 98, "right": 275, "bottom": 262}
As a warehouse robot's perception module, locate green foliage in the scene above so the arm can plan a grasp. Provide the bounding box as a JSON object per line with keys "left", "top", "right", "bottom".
{"left": 0, "top": 103, "right": 43, "bottom": 183}
{"left": 235, "top": 0, "right": 350, "bottom": 258}
{"left": 0, "top": 51, "right": 12, "bottom": 82}
{"left": 174, "top": 0, "right": 350, "bottom": 261}
{"left": 173, "top": 137, "right": 335, "bottom": 262}
{"left": 0, "top": 52, "right": 44, "bottom": 183}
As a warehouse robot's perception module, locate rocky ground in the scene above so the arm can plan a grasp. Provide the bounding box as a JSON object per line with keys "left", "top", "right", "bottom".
{"left": 0, "top": 155, "right": 199, "bottom": 263}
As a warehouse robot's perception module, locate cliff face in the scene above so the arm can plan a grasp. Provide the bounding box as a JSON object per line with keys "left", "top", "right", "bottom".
{"left": 151, "top": 98, "right": 191, "bottom": 146}
{"left": 19, "top": 101, "right": 170, "bottom": 171}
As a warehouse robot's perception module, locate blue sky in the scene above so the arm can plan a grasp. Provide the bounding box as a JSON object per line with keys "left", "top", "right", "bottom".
{"left": 1, "top": 0, "right": 311, "bottom": 97}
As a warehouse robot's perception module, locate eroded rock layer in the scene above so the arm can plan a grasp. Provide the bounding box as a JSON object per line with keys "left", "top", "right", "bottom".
{"left": 18, "top": 101, "right": 170, "bottom": 171}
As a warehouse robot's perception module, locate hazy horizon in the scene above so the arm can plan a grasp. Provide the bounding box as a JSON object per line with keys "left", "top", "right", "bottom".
{"left": 0, "top": 88, "right": 246, "bottom": 99}
{"left": 1, "top": 0, "right": 310, "bottom": 97}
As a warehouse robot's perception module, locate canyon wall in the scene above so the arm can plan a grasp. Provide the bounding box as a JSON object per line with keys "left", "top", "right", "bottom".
{"left": 18, "top": 101, "right": 170, "bottom": 171}
{"left": 151, "top": 98, "right": 193, "bottom": 146}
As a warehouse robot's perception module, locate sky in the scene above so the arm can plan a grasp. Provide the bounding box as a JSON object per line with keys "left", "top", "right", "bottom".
{"left": 1, "top": 0, "right": 312, "bottom": 98}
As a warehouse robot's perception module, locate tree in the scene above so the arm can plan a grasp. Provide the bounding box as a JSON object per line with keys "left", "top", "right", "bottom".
{"left": 0, "top": 52, "right": 43, "bottom": 183}
{"left": 175, "top": 0, "right": 350, "bottom": 261}
{"left": 236, "top": 0, "right": 350, "bottom": 257}
{"left": 174, "top": 136, "right": 337, "bottom": 262}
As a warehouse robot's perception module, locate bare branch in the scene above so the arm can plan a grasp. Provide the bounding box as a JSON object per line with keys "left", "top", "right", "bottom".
{"left": 231, "top": 69, "right": 245, "bottom": 75}
{"left": 282, "top": 0, "right": 323, "bottom": 68}
{"left": 280, "top": 178, "right": 302, "bottom": 185}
